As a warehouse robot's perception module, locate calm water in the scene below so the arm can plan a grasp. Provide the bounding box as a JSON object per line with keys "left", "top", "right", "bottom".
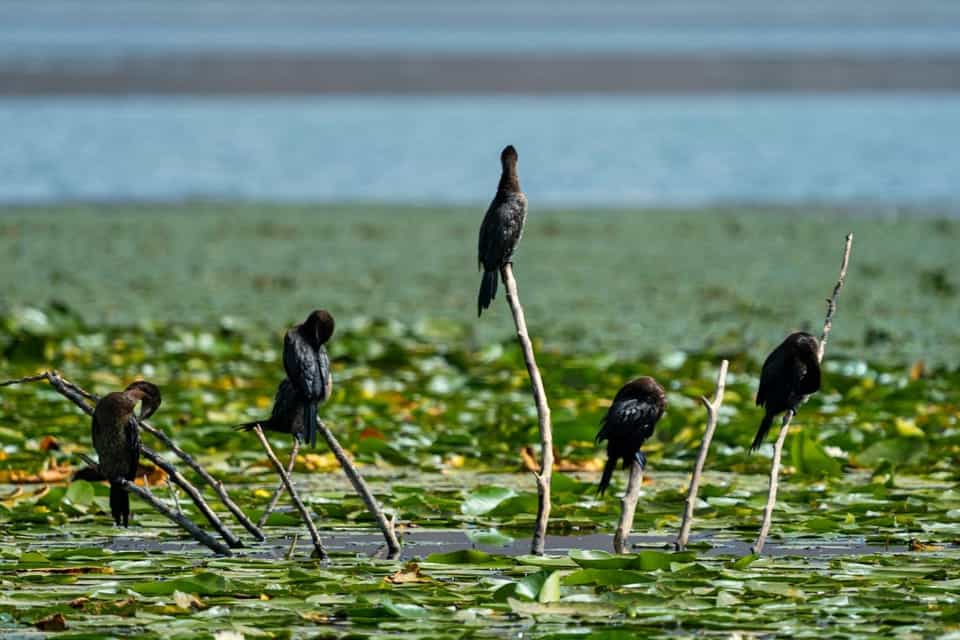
{"left": 1, "top": 96, "right": 958, "bottom": 207}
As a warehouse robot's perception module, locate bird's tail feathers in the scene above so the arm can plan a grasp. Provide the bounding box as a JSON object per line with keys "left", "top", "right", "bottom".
{"left": 109, "top": 481, "right": 130, "bottom": 527}
{"left": 597, "top": 457, "right": 618, "bottom": 497}
{"left": 304, "top": 403, "right": 318, "bottom": 448}
{"left": 750, "top": 412, "right": 775, "bottom": 452}
{"left": 477, "top": 270, "right": 498, "bottom": 316}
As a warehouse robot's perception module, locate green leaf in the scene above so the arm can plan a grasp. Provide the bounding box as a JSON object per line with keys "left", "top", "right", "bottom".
{"left": 460, "top": 486, "right": 516, "bottom": 516}
{"left": 423, "top": 549, "right": 500, "bottom": 565}
{"left": 538, "top": 570, "right": 562, "bottom": 603}
{"left": 64, "top": 481, "right": 95, "bottom": 508}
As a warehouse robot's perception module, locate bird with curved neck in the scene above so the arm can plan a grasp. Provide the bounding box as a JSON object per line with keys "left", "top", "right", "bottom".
{"left": 282, "top": 310, "right": 334, "bottom": 448}
{"left": 91, "top": 380, "right": 161, "bottom": 527}
{"left": 595, "top": 377, "right": 666, "bottom": 496}
{"left": 752, "top": 331, "right": 821, "bottom": 452}
{"left": 477, "top": 144, "right": 527, "bottom": 316}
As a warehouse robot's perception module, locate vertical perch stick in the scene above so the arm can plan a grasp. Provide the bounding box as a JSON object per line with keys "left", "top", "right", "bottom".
{"left": 752, "top": 232, "right": 853, "bottom": 554}
{"left": 675, "top": 359, "right": 729, "bottom": 551}
{"left": 258, "top": 439, "right": 300, "bottom": 528}
{"left": 613, "top": 461, "right": 645, "bottom": 554}
{"left": 317, "top": 419, "right": 401, "bottom": 557}
{"left": 251, "top": 425, "right": 328, "bottom": 560}
{"left": 501, "top": 263, "right": 554, "bottom": 556}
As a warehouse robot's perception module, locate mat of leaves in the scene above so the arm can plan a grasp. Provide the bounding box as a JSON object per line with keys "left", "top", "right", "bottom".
{"left": 1, "top": 310, "right": 959, "bottom": 637}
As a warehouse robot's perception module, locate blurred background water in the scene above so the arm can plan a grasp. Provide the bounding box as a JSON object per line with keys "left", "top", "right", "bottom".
{"left": 2, "top": 1, "right": 959, "bottom": 208}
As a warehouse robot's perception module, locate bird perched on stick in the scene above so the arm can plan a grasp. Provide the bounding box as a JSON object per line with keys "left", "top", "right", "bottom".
{"left": 283, "top": 310, "right": 334, "bottom": 448}
{"left": 234, "top": 378, "right": 305, "bottom": 441}
{"left": 91, "top": 380, "right": 161, "bottom": 527}
{"left": 595, "top": 377, "right": 666, "bottom": 496}
{"left": 477, "top": 144, "right": 527, "bottom": 316}
{"left": 752, "top": 331, "right": 821, "bottom": 452}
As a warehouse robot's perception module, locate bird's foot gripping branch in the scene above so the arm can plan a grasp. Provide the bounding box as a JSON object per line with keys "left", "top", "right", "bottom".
{"left": 0, "top": 370, "right": 260, "bottom": 555}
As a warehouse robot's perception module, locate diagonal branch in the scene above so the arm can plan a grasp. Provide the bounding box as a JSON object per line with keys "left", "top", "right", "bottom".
{"left": 501, "top": 263, "right": 554, "bottom": 556}
{"left": 251, "top": 425, "right": 327, "bottom": 560}
{"left": 751, "top": 232, "right": 853, "bottom": 554}
{"left": 675, "top": 359, "right": 729, "bottom": 551}
{"left": 257, "top": 439, "right": 299, "bottom": 529}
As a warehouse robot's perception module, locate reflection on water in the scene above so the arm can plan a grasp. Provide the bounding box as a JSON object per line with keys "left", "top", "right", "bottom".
{"left": 1, "top": 95, "right": 958, "bottom": 207}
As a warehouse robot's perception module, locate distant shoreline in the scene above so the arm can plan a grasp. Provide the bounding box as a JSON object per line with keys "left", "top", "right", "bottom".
{"left": 3, "top": 52, "right": 960, "bottom": 94}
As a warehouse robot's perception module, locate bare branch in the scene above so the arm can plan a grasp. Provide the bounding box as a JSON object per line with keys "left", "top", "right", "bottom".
{"left": 250, "top": 425, "right": 327, "bottom": 560}
{"left": 257, "top": 439, "right": 299, "bottom": 529}
{"left": 0, "top": 373, "right": 50, "bottom": 387}
{"left": 317, "top": 419, "right": 401, "bottom": 558}
{"left": 501, "top": 263, "right": 554, "bottom": 556}
{"left": 752, "top": 232, "right": 853, "bottom": 554}
{"left": 675, "top": 359, "right": 729, "bottom": 551}
{"left": 613, "top": 461, "right": 644, "bottom": 554}
{"left": 77, "top": 453, "right": 230, "bottom": 556}
{"left": 141, "top": 446, "right": 243, "bottom": 548}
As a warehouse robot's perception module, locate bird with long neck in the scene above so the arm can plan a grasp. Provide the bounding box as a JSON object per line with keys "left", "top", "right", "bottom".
{"left": 477, "top": 144, "right": 527, "bottom": 316}
{"left": 595, "top": 377, "right": 666, "bottom": 496}
{"left": 752, "top": 331, "right": 821, "bottom": 451}
{"left": 91, "top": 380, "right": 161, "bottom": 527}
{"left": 282, "top": 310, "right": 334, "bottom": 448}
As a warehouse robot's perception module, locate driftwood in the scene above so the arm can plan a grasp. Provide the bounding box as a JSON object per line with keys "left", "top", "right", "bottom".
{"left": 251, "top": 425, "right": 328, "bottom": 559}
{"left": 613, "top": 461, "right": 645, "bottom": 554}
{"left": 501, "top": 263, "right": 554, "bottom": 556}
{"left": 751, "top": 232, "right": 853, "bottom": 554}
{"left": 675, "top": 359, "right": 729, "bottom": 551}
{"left": 257, "top": 438, "right": 300, "bottom": 528}
{"left": 76, "top": 453, "right": 230, "bottom": 556}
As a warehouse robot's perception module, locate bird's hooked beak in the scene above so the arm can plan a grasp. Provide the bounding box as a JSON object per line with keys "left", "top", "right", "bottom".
{"left": 125, "top": 381, "right": 162, "bottom": 420}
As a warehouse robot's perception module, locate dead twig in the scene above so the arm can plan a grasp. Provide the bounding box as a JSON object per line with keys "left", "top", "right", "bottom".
{"left": 257, "top": 438, "right": 300, "bottom": 528}
{"left": 501, "top": 263, "right": 553, "bottom": 556}
{"left": 317, "top": 419, "right": 401, "bottom": 558}
{"left": 251, "top": 425, "right": 327, "bottom": 559}
{"left": 77, "top": 453, "right": 230, "bottom": 556}
{"left": 752, "top": 232, "right": 853, "bottom": 554}
{"left": 613, "top": 461, "right": 645, "bottom": 554}
{"left": 675, "top": 359, "right": 729, "bottom": 551}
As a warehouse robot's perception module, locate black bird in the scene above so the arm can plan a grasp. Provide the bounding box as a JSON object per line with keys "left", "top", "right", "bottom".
{"left": 234, "top": 378, "right": 305, "bottom": 441}
{"left": 595, "top": 377, "right": 667, "bottom": 496}
{"left": 283, "top": 310, "right": 334, "bottom": 448}
{"left": 752, "top": 331, "right": 822, "bottom": 452}
{"left": 91, "top": 380, "right": 161, "bottom": 527}
{"left": 477, "top": 144, "right": 527, "bottom": 316}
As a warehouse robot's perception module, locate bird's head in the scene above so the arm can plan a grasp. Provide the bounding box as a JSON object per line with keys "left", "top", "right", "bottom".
{"left": 788, "top": 331, "right": 820, "bottom": 357}
{"left": 500, "top": 145, "right": 518, "bottom": 167}
{"left": 124, "top": 380, "right": 162, "bottom": 419}
{"left": 304, "top": 309, "right": 335, "bottom": 345}
{"left": 621, "top": 376, "right": 667, "bottom": 408}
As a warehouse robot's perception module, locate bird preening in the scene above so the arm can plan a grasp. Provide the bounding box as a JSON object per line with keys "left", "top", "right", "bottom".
{"left": 595, "top": 376, "right": 667, "bottom": 496}
{"left": 91, "top": 380, "right": 162, "bottom": 527}
{"left": 477, "top": 144, "right": 527, "bottom": 316}
{"left": 752, "top": 331, "right": 822, "bottom": 452}
{"left": 283, "top": 309, "right": 334, "bottom": 447}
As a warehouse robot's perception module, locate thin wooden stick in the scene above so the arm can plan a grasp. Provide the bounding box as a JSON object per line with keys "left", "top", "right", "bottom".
{"left": 752, "top": 232, "right": 853, "bottom": 554}
{"left": 317, "top": 419, "right": 401, "bottom": 558}
{"left": 257, "top": 439, "right": 300, "bottom": 528}
{"left": 0, "top": 373, "right": 49, "bottom": 387}
{"left": 500, "top": 263, "right": 554, "bottom": 556}
{"left": 613, "top": 461, "right": 644, "bottom": 554}
{"left": 675, "top": 359, "right": 729, "bottom": 551}
{"left": 77, "top": 453, "right": 230, "bottom": 556}
{"left": 135, "top": 417, "right": 265, "bottom": 541}
{"left": 251, "top": 425, "right": 327, "bottom": 560}
{"left": 140, "top": 446, "right": 243, "bottom": 548}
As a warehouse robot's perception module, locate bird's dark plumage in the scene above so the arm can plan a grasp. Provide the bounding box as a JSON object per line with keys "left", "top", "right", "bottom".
{"left": 752, "top": 331, "right": 821, "bottom": 452}
{"left": 595, "top": 377, "right": 666, "bottom": 496}
{"left": 234, "top": 378, "right": 306, "bottom": 441}
{"left": 477, "top": 145, "right": 527, "bottom": 316}
{"left": 282, "top": 310, "right": 334, "bottom": 448}
{"left": 91, "top": 380, "right": 161, "bottom": 527}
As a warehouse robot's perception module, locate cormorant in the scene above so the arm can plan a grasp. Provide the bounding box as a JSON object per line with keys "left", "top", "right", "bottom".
{"left": 477, "top": 144, "right": 527, "bottom": 316}
{"left": 234, "top": 378, "right": 305, "bottom": 441}
{"left": 595, "top": 377, "right": 666, "bottom": 496}
{"left": 752, "top": 331, "right": 821, "bottom": 452}
{"left": 283, "top": 310, "right": 334, "bottom": 448}
{"left": 91, "top": 380, "right": 161, "bottom": 527}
